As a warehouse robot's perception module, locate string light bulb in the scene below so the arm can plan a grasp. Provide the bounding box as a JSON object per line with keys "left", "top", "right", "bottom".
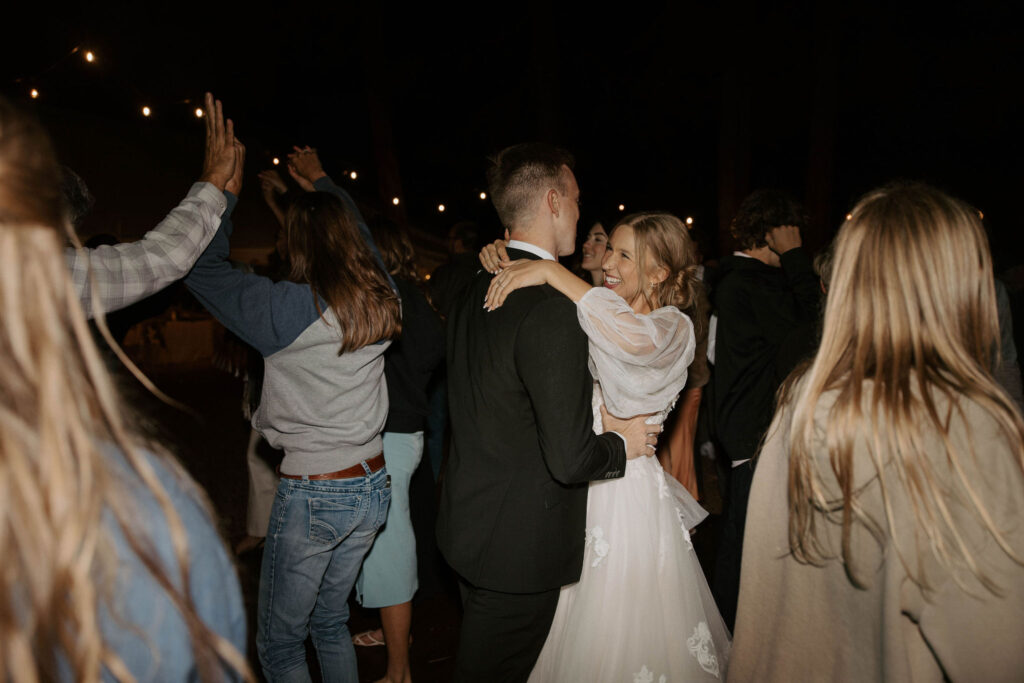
{"left": 479, "top": 192, "right": 487, "bottom": 200}
{"left": 685, "top": 217, "right": 694, "bottom": 225}
{"left": 195, "top": 108, "right": 204, "bottom": 118}
{"left": 618, "top": 204, "right": 625, "bottom": 212}
{"left": 141, "top": 106, "right": 152, "bottom": 117}
{"left": 846, "top": 213, "right": 853, "bottom": 220}
{"left": 30, "top": 88, "right": 39, "bottom": 99}
{"left": 392, "top": 197, "right": 400, "bottom": 206}
{"left": 438, "top": 204, "right": 446, "bottom": 212}
{"left": 978, "top": 210, "right": 984, "bottom": 219}
{"left": 272, "top": 157, "right": 280, "bottom": 166}
{"left": 85, "top": 51, "right": 96, "bottom": 63}
{"left": 349, "top": 171, "right": 358, "bottom": 180}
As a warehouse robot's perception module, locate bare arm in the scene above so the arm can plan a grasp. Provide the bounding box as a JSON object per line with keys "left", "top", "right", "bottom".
{"left": 484, "top": 259, "right": 592, "bottom": 310}
{"left": 258, "top": 169, "right": 287, "bottom": 228}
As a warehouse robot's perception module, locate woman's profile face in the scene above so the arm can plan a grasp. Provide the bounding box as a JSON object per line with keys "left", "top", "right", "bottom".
{"left": 581, "top": 223, "right": 609, "bottom": 272}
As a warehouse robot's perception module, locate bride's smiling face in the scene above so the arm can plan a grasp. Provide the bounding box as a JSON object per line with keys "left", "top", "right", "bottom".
{"left": 602, "top": 225, "right": 647, "bottom": 312}
{"left": 603, "top": 224, "right": 670, "bottom": 314}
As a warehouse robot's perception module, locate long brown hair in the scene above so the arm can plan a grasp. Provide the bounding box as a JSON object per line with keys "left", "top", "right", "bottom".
{"left": 783, "top": 182, "right": 1024, "bottom": 592}
{"left": 286, "top": 192, "right": 401, "bottom": 353}
{"left": 370, "top": 219, "right": 418, "bottom": 282}
{"left": 617, "top": 211, "right": 708, "bottom": 340}
{"left": 0, "top": 96, "right": 250, "bottom": 681}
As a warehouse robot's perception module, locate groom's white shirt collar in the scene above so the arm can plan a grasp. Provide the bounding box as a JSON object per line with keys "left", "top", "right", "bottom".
{"left": 507, "top": 240, "right": 555, "bottom": 262}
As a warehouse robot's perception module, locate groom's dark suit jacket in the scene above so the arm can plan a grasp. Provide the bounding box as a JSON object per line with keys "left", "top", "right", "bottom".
{"left": 437, "top": 248, "right": 627, "bottom": 594}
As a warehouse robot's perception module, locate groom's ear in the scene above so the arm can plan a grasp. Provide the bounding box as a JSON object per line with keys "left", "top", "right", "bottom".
{"left": 545, "top": 188, "right": 560, "bottom": 217}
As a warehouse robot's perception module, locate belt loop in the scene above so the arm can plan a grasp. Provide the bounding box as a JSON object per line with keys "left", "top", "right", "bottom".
{"left": 361, "top": 459, "right": 372, "bottom": 476}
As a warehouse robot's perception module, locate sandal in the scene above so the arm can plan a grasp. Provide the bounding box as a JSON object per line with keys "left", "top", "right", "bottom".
{"left": 352, "top": 629, "right": 386, "bottom": 647}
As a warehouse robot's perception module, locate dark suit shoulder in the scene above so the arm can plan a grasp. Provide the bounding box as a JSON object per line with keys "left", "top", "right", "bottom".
{"left": 518, "top": 289, "right": 581, "bottom": 331}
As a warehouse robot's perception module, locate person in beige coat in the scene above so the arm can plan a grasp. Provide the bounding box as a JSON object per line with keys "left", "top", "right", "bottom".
{"left": 728, "top": 182, "right": 1024, "bottom": 682}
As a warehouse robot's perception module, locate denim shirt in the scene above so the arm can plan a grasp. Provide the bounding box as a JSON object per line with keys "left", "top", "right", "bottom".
{"left": 93, "top": 447, "right": 246, "bottom": 681}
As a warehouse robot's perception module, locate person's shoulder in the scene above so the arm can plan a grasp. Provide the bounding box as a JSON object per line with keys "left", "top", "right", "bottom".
{"left": 518, "top": 289, "right": 581, "bottom": 338}
{"left": 105, "top": 446, "right": 215, "bottom": 532}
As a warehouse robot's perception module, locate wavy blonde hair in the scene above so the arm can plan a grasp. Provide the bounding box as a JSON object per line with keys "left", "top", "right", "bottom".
{"left": 0, "top": 98, "right": 251, "bottom": 681}
{"left": 783, "top": 181, "right": 1024, "bottom": 593}
{"left": 617, "top": 212, "right": 708, "bottom": 340}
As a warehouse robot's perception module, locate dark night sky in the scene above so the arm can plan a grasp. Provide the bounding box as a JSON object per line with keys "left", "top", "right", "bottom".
{"left": 4, "top": 1, "right": 1022, "bottom": 266}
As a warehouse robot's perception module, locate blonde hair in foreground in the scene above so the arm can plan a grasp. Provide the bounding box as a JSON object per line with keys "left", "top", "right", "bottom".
{"left": 784, "top": 181, "right": 1024, "bottom": 593}
{"left": 0, "top": 99, "right": 251, "bottom": 681}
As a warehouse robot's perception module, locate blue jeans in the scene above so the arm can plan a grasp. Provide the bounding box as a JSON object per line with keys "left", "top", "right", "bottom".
{"left": 257, "top": 466, "right": 391, "bottom": 682}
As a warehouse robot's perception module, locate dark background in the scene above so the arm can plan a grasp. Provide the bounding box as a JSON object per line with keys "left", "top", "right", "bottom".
{"left": 3, "top": 1, "right": 1022, "bottom": 268}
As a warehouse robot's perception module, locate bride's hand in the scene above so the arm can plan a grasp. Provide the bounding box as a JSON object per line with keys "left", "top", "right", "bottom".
{"left": 484, "top": 260, "right": 554, "bottom": 311}
{"left": 479, "top": 239, "right": 510, "bottom": 274}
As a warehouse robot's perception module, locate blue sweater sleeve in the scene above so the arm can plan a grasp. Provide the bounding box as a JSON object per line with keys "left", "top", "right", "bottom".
{"left": 185, "top": 192, "right": 322, "bottom": 357}
{"left": 313, "top": 176, "right": 399, "bottom": 296}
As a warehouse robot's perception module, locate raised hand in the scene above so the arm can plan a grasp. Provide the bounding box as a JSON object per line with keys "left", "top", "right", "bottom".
{"left": 601, "top": 406, "right": 661, "bottom": 460}
{"left": 224, "top": 139, "right": 246, "bottom": 196}
{"left": 258, "top": 169, "right": 287, "bottom": 228}
{"left": 484, "top": 259, "right": 553, "bottom": 311}
{"left": 479, "top": 238, "right": 510, "bottom": 274}
{"left": 287, "top": 145, "right": 327, "bottom": 191}
{"left": 258, "top": 169, "right": 288, "bottom": 197}
{"left": 198, "top": 92, "right": 236, "bottom": 191}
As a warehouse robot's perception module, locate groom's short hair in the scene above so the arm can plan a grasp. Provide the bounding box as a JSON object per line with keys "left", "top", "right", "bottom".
{"left": 486, "top": 143, "right": 575, "bottom": 230}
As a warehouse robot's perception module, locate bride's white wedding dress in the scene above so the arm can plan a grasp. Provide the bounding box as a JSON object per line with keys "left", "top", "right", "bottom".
{"left": 529, "top": 287, "right": 731, "bottom": 682}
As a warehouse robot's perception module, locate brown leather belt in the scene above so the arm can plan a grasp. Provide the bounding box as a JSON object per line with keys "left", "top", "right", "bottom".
{"left": 278, "top": 453, "right": 385, "bottom": 480}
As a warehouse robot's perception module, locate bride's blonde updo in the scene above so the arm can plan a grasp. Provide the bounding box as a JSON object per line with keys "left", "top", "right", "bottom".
{"left": 616, "top": 212, "right": 707, "bottom": 338}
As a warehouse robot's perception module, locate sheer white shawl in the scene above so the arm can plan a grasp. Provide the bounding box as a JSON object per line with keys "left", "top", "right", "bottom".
{"left": 577, "top": 286, "right": 695, "bottom": 419}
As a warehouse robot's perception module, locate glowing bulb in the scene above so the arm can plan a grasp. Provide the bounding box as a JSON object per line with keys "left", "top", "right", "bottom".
{"left": 438, "top": 204, "right": 446, "bottom": 212}
{"left": 85, "top": 51, "right": 95, "bottom": 63}
{"left": 479, "top": 192, "right": 487, "bottom": 200}
{"left": 846, "top": 213, "right": 853, "bottom": 220}
{"left": 978, "top": 210, "right": 984, "bottom": 219}
{"left": 349, "top": 171, "right": 358, "bottom": 180}
{"left": 142, "top": 106, "right": 152, "bottom": 117}
{"left": 425, "top": 273, "right": 432, "bottom": 281}
{"left": 30, "top": 88, "right": 39, "bottom": 99}
{"left": 685, "top": 216, "right": 694, "bottom": 225}
{"left": 392, "top": 197, "right": 400, "bottom": 206}
{"left": 272, "top": 157, "right": 280, "bottom": 166}
{"left": 195, "top": 108, "right": 204, "bottom": 118}
{"left": 618, "top": 204, "right": 625, "bottom": 212}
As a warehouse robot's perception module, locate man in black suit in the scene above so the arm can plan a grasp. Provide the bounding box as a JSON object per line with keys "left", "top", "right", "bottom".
{"left": 437, "top": 143, "right": 655, "bottom": 682}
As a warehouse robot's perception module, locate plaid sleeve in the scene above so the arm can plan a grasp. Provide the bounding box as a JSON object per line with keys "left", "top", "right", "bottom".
{"left": 66, "top": 182, "right": 227, "bottom": 318}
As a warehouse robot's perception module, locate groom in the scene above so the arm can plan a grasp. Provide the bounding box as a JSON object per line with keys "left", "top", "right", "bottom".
{"left": 437, "top": 143, "right": 655, "bottom": 682}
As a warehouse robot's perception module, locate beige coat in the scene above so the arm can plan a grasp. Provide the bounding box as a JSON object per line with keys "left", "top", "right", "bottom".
{"left": 728, "top": 390, "right": 1024, "bottom": 682}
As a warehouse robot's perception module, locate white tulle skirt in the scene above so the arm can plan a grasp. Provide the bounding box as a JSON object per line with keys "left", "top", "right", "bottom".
{"left": 529, "top": 455, "right": 731, "bottom": 682}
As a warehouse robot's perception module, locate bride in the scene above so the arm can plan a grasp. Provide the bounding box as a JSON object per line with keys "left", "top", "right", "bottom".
{"left": 483, "top": 212, "right": 731, "bottom": 681}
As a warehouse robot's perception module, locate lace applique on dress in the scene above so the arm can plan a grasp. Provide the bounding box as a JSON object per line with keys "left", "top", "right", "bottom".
{"left": 585, "top": 526, "right": 609, "bottom": 568}
{"left": 655, "top": 467, "right": 670, "bottom": 499}
{"left": 687, "top": 622, "right": 720, "bottom": 678}
{"left": 632, "top": 666, "right": 668, "bottom": 683}
{"left": 675, "top": 506, "right": 695, "bottom": 551}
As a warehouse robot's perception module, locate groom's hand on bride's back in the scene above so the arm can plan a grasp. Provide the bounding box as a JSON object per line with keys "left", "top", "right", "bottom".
{"left": 601, "top": 406, "right": 662, "bottom": 460}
